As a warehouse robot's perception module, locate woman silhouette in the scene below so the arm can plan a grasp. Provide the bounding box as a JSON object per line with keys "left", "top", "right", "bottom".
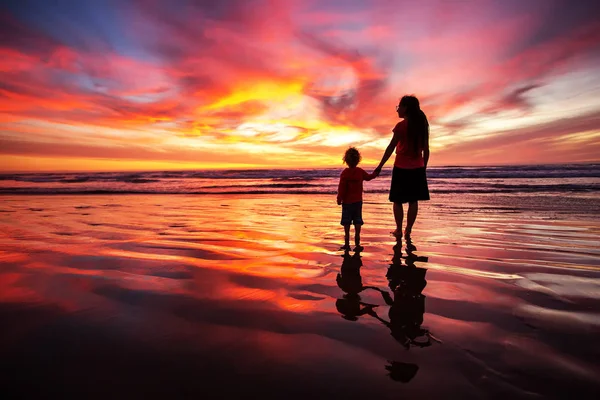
{"left": 374, "top": 95, "right": 430, "bottom": 244}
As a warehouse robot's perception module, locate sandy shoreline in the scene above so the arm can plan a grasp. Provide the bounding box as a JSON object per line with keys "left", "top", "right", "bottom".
{"left": 1, "top": 193, "right": 599, "bottom": 398}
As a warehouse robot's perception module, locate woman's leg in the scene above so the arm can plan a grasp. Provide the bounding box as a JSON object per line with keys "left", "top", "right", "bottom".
{"left": 393, "top": 202, "right": 404, "bottom": 237}
{"left": 405, "top": 201, "right": 418, "bottom": 238}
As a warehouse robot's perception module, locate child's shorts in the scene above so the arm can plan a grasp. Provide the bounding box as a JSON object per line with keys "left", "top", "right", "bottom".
{"left": 341, "top": 201, "right": 363, "bottom": 226}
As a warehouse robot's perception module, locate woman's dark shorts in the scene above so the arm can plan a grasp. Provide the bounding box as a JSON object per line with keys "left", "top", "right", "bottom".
{"left": 341, "top": 201, "right": 363, "bottom": 226}
{"left": 389, "top": 167, "right": 430, "bottom": 204}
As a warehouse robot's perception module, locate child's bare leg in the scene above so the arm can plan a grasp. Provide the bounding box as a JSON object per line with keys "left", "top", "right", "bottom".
{"left": 393, "top": 202, "right": 404, "bottom": 237}
{"left": 354, "top": 224, "right": 363, "bottom": 251}
{"left": 341, "top": 224, "right": 351, "bottom": 250}
{"left": 405, "top": 201, "right": 418, "bottom": 238}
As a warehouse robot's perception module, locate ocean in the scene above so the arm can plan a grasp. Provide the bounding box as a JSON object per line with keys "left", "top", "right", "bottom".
{"left": 1, "top": 164, "right": 599, "bottom": 197}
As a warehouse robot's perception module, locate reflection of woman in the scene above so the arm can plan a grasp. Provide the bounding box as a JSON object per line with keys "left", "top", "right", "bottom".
{"left": 377, "top": 243, "right": 432, "bottom": 382}
{"left": 374, "top": 95, "right": 430, "bottom": 244}
{"left": 371, "top": 242, "right": 430, "bottom": 349}
{"left": 382, "top": 261, "right": 429, "bottom": 348}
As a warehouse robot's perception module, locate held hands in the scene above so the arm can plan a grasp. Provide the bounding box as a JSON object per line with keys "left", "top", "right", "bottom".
{"left": 373, "top": 166, "right": 382, "bottom": 177}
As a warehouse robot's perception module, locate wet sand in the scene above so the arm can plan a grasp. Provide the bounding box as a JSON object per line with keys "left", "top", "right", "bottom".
{"left": 1, "top": 194, "right": 599, "bottom": 399}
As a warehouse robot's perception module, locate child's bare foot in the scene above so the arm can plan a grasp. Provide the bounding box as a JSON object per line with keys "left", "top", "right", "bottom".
{"left": 354, "top": 245, "right": 364, "bottom": 252}
{"left": 340, "top": 244, "right": 351, "bottom": 251}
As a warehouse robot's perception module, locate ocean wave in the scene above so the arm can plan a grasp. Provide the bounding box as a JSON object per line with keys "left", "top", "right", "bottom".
{"left": 271, "top": 176, "right": 321, "bottom": 181}
{"left": 1, "top": 165, "right": 598, "bottom": 196}
{"left": 0, "top": 189, "right": 339, "bottom": 195}
{"left": 1, "top": 164, "right": 598, "bottom": 184}
{"left": 120, "top": 178, "right": 161, "bottom": 184}
{"left": 1, "top": 186, "right": 597, "bottom": 195}
{"left": 201, "top": 183, "right": 320, "bottom": 189}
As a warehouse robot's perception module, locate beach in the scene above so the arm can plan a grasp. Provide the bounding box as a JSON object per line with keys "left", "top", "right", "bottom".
{"left": 3, "top": 0, "right": 600, "bottom": 396}
{"left": 1, "top": 189, "right": 599, "bottom": 399}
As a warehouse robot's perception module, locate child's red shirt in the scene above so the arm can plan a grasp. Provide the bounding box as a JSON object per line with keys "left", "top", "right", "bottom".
{"left": 337, "top": 167, "right": 376, "bottom": 204}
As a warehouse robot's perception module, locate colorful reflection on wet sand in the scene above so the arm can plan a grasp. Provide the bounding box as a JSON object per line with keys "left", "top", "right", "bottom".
{"left": 1, "top": 194, "right": 599, "bottom": 398}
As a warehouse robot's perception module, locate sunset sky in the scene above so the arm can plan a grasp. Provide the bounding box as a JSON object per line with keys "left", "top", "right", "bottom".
{"left": 1, "top": 0, "right": 599, "bottom": 171}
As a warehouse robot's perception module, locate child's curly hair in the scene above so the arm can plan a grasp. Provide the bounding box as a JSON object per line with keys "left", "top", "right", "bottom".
{"left": 343, "top": 147, "right": 361, "bottom": 168}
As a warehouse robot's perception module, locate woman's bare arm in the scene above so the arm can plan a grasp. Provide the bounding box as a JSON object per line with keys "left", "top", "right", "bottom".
{"left": 374, "top": 133, "right": 400, "bottom": 175}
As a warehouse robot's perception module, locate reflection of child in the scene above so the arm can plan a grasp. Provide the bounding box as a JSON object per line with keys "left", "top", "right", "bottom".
{"left": 335, "top": 251, "right": 382, "bottom": 321}
{"left": 336, "top": 251, "right": 364, "bottom": 296}
{"left": 337, "top": 147, "right": 377, "bottom": 251}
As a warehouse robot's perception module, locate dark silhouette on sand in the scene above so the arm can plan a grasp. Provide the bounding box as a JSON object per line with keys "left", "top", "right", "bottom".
{"left": 373, "top": 243, "right": 430, "bottom": 349}
{"left": 335, "top": 250, "right": 385, "bottom": 321}
{"left": 333, "top": 239, "right": 435, "bottom": 383}
{"left": 371, "top": 242, "right": 431, "bottom": 382}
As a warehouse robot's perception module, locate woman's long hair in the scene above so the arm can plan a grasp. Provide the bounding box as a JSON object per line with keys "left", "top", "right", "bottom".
{"left": 399, "top": 95, "right": 429, "bottom": 157}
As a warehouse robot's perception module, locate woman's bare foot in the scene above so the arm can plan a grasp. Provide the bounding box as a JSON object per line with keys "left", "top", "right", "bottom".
{"left": 340, "top": 244, "right": 351, "bottom": 251}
